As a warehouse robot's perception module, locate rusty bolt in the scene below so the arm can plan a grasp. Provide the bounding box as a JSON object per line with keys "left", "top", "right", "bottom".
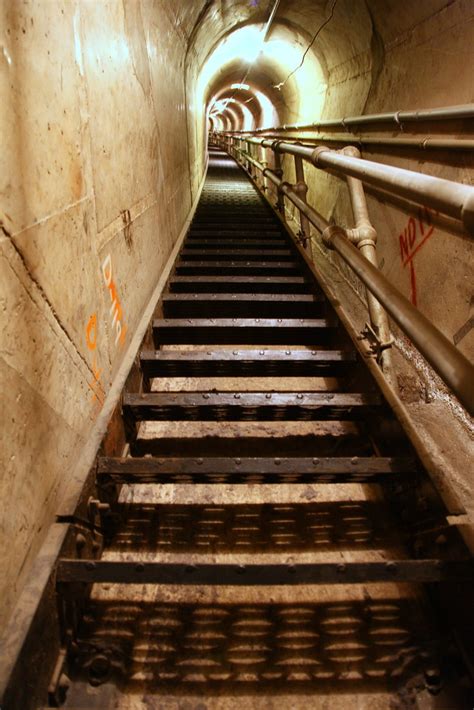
{"left": 75, "top": 533, "right": 87, "bottom": 552}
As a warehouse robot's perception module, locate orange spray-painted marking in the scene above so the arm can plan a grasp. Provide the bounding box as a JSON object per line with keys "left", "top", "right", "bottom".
{"left": 86, "top": 313, "right": 98, "bottom": 350}
{"left": 85, "top": 312, "right": 105, "bottom": 417}
{"left": 102, "top": 254, "right": 127, "bottom": 348}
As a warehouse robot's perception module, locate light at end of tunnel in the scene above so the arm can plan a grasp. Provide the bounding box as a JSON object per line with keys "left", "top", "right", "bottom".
{"left": 241, "top": 46, "right": 262, "bottom": 64}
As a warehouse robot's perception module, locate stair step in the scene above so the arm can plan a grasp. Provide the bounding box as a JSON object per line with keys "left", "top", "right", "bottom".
{"left": 162, "top": 293, "right": 324, "bottom": 318}
{"left": 140, "top": 348, "right": 355, "bottom": 377}
{"left": 57, "top": 559, "right": 474, "bottom": 585}
{"left": 123, "top": 392, "right": 381, "bottom": 422}
{"left": 194, "top": 212, "right": 275, "bottom": 220}
{"left": 193, "top": 212, "right": 276, "bottom": 219}
{"left": 188, "top": 231, "right": 283, "bottom": 239}
{"left": 152, "top": 318, "right": 336, "bottom": 344}
{"left": 180, "top": 249, "right": 292, "bottom": 261}
{"left": 175, "top": 261, "right": 300, "bottom": 276}
{"left": 133, "top": 420, "right": 368, "bottom": 457}
{"left": 168, "top": 275, "right": 312, "bottom": 294}
{"left": 184, "top": 239, "right": 286, "bottom": 249}
{"left": 98, "top": 455, "right": 416, "bottom": 485}
{"left": 192, "top": 220, "right": 277, "bottom": 227}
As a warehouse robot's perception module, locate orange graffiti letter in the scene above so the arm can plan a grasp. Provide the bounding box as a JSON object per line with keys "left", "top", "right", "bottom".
{"left": 86, "top": 314, "right": 98, "bottom": 350}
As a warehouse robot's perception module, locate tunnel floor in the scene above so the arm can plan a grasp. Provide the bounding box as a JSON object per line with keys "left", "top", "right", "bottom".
{"left": 59, "top": 149, "right": 473, "bottom": 709}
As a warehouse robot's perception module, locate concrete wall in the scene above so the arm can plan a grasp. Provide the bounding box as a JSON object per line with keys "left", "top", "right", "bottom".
{"left": 0, "top": 0, "right": 198, "bottom": 627}
{"left": 1, "top": 0, "right": 472, "bottom": 631}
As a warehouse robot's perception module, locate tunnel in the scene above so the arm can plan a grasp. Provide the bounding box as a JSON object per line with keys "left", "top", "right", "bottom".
{"left": 1, "top": 1, "right": 474, "bottom": 708}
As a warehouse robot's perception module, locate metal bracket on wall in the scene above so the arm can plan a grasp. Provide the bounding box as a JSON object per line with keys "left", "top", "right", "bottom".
{"left": 296, "top": 229, "right": 309, "bottom": 249}
{"left": 358, "top": 321, "right": 394, "bottom": 365}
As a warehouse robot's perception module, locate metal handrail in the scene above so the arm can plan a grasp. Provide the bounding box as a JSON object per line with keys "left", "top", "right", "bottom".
{"left": 219, "top": 137, "right": 474, "bottom": 415}
{"left": 242, "top": 137, "right": 474, "bottom": 235}
{"left": 229, "top": 103, "right": 474, "bottom": 134}
{"left": 236, "top": 134, "right": 474, "bottom": 153}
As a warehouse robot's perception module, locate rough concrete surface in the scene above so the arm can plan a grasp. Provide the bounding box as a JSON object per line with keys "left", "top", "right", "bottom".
{"left": 0, "top": 0, "right": 198, "bottom": 626}
{"left": 1, "top": 1, "right": 473, "bottom": 706}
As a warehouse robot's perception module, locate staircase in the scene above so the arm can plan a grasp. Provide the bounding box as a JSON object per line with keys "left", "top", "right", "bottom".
{"left": 57, "top": 148, "right": 473, "bottom": 707}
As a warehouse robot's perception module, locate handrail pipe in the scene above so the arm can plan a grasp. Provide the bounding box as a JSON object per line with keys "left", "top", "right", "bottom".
{"left": 243, "top": 138, "right": 474, "bottom": 235}
{"left": 224, "top": 136, "right": 474, "bottom": 415}
{"left": 230, "top": 103, "right": 474, "bottom": 134}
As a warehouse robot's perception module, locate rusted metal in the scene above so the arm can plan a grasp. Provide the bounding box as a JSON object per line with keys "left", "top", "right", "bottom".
{"left": 57, "top": 559, "right": 474, "bottom": 585}
{"left": 139, "top": 348, "right": 355, "bottom": 377}
{"left": 97, "top": 455, "right": 416, "bottom": 485}
{"left": 122, "top": 391, "right": 382, "bottom": 421}
{"left": 169, "top": 275, "right": 311, "bottom": 293}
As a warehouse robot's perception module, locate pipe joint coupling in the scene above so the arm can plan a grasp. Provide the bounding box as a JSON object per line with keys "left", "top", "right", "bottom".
{"left": 357, "top": 238, "right": 377, "bottom": 249}
{"left": 346, "top": 225, "right": 377, "bottom": 245}
{"left": 357, "top": 225, "right": 377, "bottom": 245}
{"left": 293, "top": 180, "right": 308, "bottom": 198}
{"left": 271, "top": 140, "right": 284, "bottom": 154}
{"left": 322, "top": 224, "right": 345, "bottom": 249}
{"left": 311, "top": 146, "right": 331, "bottom": 166}
{"left": 278, "top": 181, "right": 292, "bottom": 193}
{"left": 341, "top": 145, "right": 361, "bottom": 159}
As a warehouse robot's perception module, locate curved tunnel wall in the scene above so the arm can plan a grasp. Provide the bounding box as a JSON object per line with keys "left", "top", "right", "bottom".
{"left": 0, "top": 0, "right": 473, "bottom": 629}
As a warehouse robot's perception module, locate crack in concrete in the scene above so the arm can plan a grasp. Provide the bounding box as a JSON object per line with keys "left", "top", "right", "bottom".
{"left": 1, "top": 259, "right": 98, "bottom": 406}
{"left": 0, "top": 353, "right": 84, "bottom": 434}
{"left": 6, "top": 196, "right": 89, "bottom": 239}
{"left": 386, "top": 0, "right": 467, "bottom": 52}
{"left": 0, "top": 220, "right": 13, "bottom": 239}
{"left": 2, "top": 235, "right": 98, "bottom": 382}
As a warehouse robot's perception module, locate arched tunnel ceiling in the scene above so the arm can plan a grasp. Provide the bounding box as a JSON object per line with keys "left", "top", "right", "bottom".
{"left": 185, "top": 0, "right": 373, "bottom": 73}
{"left": 183, "top": 0, "right": 376, "bottom": 132}
{"left": 173, "top": 0, "right": 453, "bottom": 70}
{"left": 206, "top": 60, "right": 295, "bottom": 128}
{"left": 172, "top": 0, "right": 460, "bottom": 132}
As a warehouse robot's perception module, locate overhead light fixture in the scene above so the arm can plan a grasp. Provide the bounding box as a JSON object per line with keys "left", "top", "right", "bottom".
{"left": 231, "top": 83, "right": 250, "bottom": 90}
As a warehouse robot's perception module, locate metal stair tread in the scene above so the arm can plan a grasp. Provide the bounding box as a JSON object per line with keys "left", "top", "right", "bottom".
{"left": 123, "top": 391, "right": 382, "bottom": 422}
{"left": 98, "top": 455, "right": 416, "bottom": 485}
{"left": 140, "top": 348, "right": 355, "bottom": 377}
{"left": 57, "top": 558, "right": 474, "bottom": 585}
